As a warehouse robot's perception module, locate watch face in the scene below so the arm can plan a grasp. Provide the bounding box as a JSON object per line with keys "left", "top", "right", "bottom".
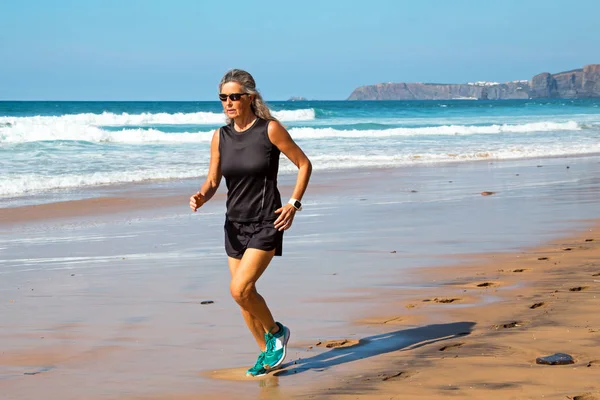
{"left": 293, "top": 200, "right": 302, "bottom": 209}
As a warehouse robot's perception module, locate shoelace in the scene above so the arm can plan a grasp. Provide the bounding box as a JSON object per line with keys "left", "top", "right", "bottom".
{"left": 265, "top": 333, "right": 276, "bottom": 353}
{"left": 252, "top": 352, "right": 266, "bottom": 370}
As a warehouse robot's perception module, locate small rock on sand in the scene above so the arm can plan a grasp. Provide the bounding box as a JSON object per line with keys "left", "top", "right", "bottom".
{"left": 481, "top": 191, "right": 495, "bottom": 196}
{"left": 200, "top": 300, "right": 214, "bottom": 305}
{"left": 587, "top": 360, "right": 600, "bottom": 368}
{"left": 535, "top": 353, "right": 575, "bottom": 365}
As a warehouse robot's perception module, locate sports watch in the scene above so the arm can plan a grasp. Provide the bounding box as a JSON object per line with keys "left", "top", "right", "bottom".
{"left": 288, "top": 198, "right": 302, "bottom": 211}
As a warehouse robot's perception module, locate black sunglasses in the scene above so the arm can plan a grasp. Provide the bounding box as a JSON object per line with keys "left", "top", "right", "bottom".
{"left": 219, "top": 93, "right": 249, "bottom": 102}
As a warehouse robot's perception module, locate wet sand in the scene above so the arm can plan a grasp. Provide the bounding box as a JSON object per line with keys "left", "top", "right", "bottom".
{"left": 288, "top": 225, "right": 600, "bottom": 400}
{"left": 1, "top": 157, "right": 600, "bottom": 399}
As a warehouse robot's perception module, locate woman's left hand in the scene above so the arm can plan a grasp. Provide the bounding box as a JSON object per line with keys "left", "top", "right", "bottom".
{"left": 273, "top": 204, "right": 297, "bottom": 231}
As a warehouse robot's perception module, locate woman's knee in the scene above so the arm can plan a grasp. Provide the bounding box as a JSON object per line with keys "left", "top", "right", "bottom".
{"left": 230, "top": 280, "right": 255, "bottom": 305}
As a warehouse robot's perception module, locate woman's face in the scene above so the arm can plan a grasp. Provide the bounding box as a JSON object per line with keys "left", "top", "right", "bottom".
{"left": 220, "top": 81, "right": 253, "bottom": 120}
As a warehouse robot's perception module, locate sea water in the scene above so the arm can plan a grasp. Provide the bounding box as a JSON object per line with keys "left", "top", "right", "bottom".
{"left": 1, "top": 99, "right": 599, "bottom": 206}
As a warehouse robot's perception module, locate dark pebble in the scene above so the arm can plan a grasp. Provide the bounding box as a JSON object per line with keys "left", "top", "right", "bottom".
{"left": 535, "top": 353, "right": 575, "bottom": 365}
{"left": 587, "top": 360, "right": 600, "bottom": 368}
{"left": 200, "top": 300, "right": 214, "bottom": 305}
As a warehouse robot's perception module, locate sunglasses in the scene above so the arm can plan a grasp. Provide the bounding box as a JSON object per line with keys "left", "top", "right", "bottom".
{"left": 219, "top": 93, "right": 249, "bottom": 102}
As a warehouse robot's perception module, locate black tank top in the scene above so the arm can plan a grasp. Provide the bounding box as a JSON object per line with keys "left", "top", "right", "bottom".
{"left": 219, "top": 118, "right": 282, "bottom": 222}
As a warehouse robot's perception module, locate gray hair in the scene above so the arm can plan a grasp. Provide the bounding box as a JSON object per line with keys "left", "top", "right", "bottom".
{"left": 219, "top": 69, "right": 277, "bottom": 123}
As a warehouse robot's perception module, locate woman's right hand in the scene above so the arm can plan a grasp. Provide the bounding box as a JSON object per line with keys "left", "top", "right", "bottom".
{"left": 189, "top": 192, "right": 206, "bottom": 212}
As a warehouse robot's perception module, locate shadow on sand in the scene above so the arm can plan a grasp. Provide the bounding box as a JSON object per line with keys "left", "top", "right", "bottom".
{"left": 275, "top": 321, "right": 475, "bottom": 376}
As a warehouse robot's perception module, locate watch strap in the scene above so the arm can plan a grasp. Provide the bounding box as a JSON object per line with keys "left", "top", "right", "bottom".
{"left": 288, "top": 198, "right": 302, "bottom": 211}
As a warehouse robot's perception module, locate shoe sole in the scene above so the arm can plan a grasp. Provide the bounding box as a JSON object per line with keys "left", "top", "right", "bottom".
{"left": 246, "top": 370, "right": 267, "bottom": 377}
{"left": 265, "top": 326, "right": 290, "bottom": 371}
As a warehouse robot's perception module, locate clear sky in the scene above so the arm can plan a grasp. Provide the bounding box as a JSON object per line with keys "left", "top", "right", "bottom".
{"left": 1, "top": 0, "right": 598, "bottom": 101}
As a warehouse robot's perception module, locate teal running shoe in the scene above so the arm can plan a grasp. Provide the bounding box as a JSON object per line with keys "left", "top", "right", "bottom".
{"left": 263, "top": 322, "right": 290, "bottom": 371}
{"left": 246, "top": 351, "right": 267, "bottom": 377}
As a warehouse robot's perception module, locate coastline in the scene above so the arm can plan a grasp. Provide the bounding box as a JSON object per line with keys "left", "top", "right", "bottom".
{"left": 1, "top": 155, "right": 599, "bottom": 399}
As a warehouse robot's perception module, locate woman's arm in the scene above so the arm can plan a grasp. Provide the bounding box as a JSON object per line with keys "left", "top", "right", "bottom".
{"left": 190, "top": 129, "right": 222, "bottom": 212}
{"left": 268, "top": 121, "right": 312, "bottom": 230}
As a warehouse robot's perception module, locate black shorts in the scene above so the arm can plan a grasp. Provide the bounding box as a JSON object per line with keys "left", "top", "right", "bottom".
{"left": 224, "top": 218, "right": 283, "bottom": 259}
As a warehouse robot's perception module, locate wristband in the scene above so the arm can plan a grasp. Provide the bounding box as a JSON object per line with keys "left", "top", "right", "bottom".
{"left": 288, "top": 198, "right": 302, "bottom": 211}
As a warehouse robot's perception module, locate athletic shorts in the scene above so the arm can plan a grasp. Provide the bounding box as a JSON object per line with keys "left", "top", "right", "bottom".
{"left": 224, "top": 218, "right": 283, "bottom": 259}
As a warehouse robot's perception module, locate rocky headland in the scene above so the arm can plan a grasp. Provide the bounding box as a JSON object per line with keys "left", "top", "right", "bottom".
{"left": 348, "top": 64, "right": 600, "bottom": 100}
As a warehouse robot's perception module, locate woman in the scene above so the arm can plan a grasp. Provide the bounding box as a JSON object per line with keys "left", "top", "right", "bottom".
{"left": 189, "top": 69, "right": 312, "bottom": 377}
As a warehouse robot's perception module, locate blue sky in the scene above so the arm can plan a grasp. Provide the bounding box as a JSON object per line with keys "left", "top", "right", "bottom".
{"left": 1, "top": 0, "right": 598, "bottom": 100}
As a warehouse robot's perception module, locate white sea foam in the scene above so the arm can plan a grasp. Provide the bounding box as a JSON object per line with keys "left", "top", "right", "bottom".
{"left": 288, "top": 121, "right": 581, "bottom": 139}
{"left": 0, "top": 109, "right": 316, "bottom": 143}
{"left": 0, "top": 108, "right": 314, "bottom": 126}
{"left": 3, "top": 138, "right": 599, "bottom": 197}
{"left": 0, "top": 124, "right": 217, "bottom": 144}
{"left": 305, "top": 142, "right": 600, "bottom": 169}
{"left": 0, "top": 168, "right": 208, "bottom": 196}
{"left": 0, "top": 109, "right": 315, "bottom": 143}
{"left": 1, "top": 120, "right": 581, "bottom": 144}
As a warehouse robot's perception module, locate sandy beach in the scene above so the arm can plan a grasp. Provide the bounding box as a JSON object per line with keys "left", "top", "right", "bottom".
{"left": 1, "top": 156, "right": 600, "bottom": 400}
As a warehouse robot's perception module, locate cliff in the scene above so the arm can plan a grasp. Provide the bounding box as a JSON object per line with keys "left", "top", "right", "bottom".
{"left": 348, "top": 64, "right": 600, "bottom": 100}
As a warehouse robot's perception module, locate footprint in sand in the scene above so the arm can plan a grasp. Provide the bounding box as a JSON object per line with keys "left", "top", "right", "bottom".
{"left": 434, "top": 298, "right": 461, "bottom": 304}
{"left": 592, "top": 273, "right": 600, "bottom": 277}
{"left": 439, "top": 343, "right": 464, "bottom": 351}
{"left": 423, "top": 297, "right": 462, "bottom": 304}
{"left": 316, "top": 339, "right": 360, "bottom": 349}
{"left": 530, "top": 302, "right": 545, "bottom": 309}
{"left": 358, "top": 316, "right": 407, "bottom": 325}
{"left": 476, "top": 282, "right": 497, "bottom": 288}
{"left": 537, "top": 257, "right": 549, "bottom": 261}
{"left": 512, "top": 268, "right": 528, "bottom": 273}
{"left": 493, "top": 321, "right": 523, "bottom": 329}
{"left": 573, "top": 394, "right": 600, "bottom": 400}
{"left": 569, "top": 286, "right": 589, "bottom": 292}
{"left": 380, "top": 370, "right": 415, "bottom": 381}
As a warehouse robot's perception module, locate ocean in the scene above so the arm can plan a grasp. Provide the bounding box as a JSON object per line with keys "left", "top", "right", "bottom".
{"left": 1, "top": 99, "right": 600, "bottom": 207}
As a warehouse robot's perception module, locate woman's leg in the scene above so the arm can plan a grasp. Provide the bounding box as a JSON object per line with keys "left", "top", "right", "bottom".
{"left": 228, "top": 248, "right": 278, "bottom": 351}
